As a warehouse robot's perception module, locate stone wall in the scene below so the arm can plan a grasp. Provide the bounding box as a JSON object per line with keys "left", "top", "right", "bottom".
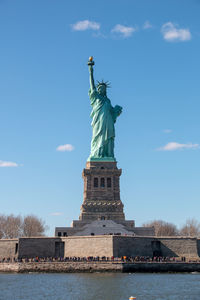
{"left": 1, "top": 262, "right": 200, "bottom": 273}
{"left": 113, "top": 236, "right": 154, "bottom": 257}
{"left": 19, "top": 261, "right": 122, "bottom": 273}
{"left": 0, "top": 262, "right": 121, "bottom": 273}
{"left": 123, "top": 262, "right": 200, "bottom": 273}
{"left": 0, "top": 236, "right": 199, "bottom": 260}
{"left": 64, "top": 236, "right": 113, "bottom": 257}
{"left": 133, "top": 227, "right": 155, "bottom": 236}
{"left": 197, "top": 239, "right": 200, "bottom": 257}
{"left": 159, "top": 237, "right": 198, "bottom": 258}
{"left": 112, "top": 236, "right": 199, "bottom": 258}
{"left": 0, "top": 239, "right": 18, "bottom": 259}
{"left": 18, "top": 237, "right": 62, "bottom": 258}
{"left": 0, "top": 263, "right": 19, "bottom": 272}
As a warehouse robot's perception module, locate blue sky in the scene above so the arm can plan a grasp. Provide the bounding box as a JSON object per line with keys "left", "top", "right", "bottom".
{"left": 0, "top": 0, "right": 199, "bottom": 235}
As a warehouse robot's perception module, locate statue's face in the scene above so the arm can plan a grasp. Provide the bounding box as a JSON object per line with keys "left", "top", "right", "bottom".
{"left": 97, "top": 84, "right": 106, "bottom": 96}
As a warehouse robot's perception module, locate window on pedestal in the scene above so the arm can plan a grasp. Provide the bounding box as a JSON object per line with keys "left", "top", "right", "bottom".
{"left": 94, "top": 177, "right": 98, "bottom": 188}
{"left": 107, "top": 177, "right": 111, "bottom": 188}
{"left": 100, "top": 178, "right": 105, "bottom": 187}
{"left": 15, "top": 243, "right": 18, "bottom": 254}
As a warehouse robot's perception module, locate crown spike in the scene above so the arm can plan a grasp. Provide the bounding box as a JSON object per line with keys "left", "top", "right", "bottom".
{"left": 96, "top": 80, "right": 111, "bottom": 89}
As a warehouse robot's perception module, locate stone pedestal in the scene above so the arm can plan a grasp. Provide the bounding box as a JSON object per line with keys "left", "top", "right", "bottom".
{"left": 79, "top": 161, "right": 125, "bottom": 221}
{"left": 55, "top": 160, "right": 155, "bottom": 237}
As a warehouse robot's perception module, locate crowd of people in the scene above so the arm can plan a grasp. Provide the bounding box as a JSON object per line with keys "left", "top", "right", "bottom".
{"left": 0, "top": 255, "right": 192, "bottom": 263}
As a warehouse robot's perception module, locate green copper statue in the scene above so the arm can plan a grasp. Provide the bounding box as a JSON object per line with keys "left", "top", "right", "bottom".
{"left": 87, "top": 57, "right": 122, "bottom": 161}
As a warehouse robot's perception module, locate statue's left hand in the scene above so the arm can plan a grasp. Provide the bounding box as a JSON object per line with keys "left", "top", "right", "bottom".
{"left": 115, "top": 105, "right": 122, "bottom": 116}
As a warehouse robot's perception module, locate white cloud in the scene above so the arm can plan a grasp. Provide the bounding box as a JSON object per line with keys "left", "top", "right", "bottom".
{"left": 72, "top": 20, "right": 100, "bottom": 31}
{"left": 163, "top": 129, "right": 172, "bottom": 134}
{"left": 0, "top": 160, "right": 18, "bottom": 167}
{"left": 161, "top": 22, "right": 191, "bottom": 42}
{"left": 111, "top": 24, "right": 136, "bottom": 38}
{"left": 143, "top": 21, "right": 153, "bottom": 29}
{"left": 157, "top": 142, "right": 199, "bottom": 151}
{"left": 56, "top": 144, "right": 74, "bottom": 152}
{"left": 50, "top": 212, "right": 63, "bottom": 216}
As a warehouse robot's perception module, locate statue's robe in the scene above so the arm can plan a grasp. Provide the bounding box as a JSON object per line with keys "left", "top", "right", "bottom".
{"left": 89, "top": 89, "right": 116, "bottom": 159}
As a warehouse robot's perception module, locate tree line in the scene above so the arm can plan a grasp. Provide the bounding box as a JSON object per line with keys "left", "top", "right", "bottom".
{"left": 0, "top": 214, "right": 199, "bottom": 238}
{"left": 143, "top": 218, "right": 200, "bottom": 237}
{"left": 0, "top": 214, "right": 48, "bottom": 239}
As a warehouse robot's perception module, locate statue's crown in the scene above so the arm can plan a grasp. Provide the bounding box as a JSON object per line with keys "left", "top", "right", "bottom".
{"left": 97, "top": 80, "right": 111, "bottom": 88}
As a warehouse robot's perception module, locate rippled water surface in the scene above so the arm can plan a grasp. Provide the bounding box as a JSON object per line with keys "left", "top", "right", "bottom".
{"left": 0, "top": 272, "right": 200, "bottom": 300}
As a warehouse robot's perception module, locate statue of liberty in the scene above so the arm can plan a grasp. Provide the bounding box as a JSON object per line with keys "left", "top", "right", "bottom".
{"left": 87, "top": 57, "right": 122, "bottom": 161}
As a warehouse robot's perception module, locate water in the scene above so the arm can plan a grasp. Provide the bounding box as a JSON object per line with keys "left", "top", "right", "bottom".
{"left": 0, "top": 272, "right": 200, "bottom": 300}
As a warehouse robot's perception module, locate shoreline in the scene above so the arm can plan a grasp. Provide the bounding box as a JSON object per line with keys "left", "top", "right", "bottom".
{"left": 0, "top": 262, "right": 200, "bottom": 273}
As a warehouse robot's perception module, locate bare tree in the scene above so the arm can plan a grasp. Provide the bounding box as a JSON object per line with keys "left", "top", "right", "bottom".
{"left": 22, "top": 215, "right": 47, "bottom": 237}
{"left": 179, "top": 218, "right": 200, "bottom": 237}
{"left": 143, "top": 220, "right": 178, "bottom": 236}
{"left": 0, "top": 215, "right": 6, "bottom": 239}
{"left": 0, "top": 214, "right": 22, "bottom": 239}
{"left": 4, "top": 214, "right": 22, "bottom": 238}
{"left": 0, "top": 214, "right": 48, "bottom": 238}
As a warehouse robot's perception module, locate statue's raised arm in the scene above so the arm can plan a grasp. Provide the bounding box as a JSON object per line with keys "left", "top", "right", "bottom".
{"left": 88, "top": 56, "right": 96, "bottom": 92}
